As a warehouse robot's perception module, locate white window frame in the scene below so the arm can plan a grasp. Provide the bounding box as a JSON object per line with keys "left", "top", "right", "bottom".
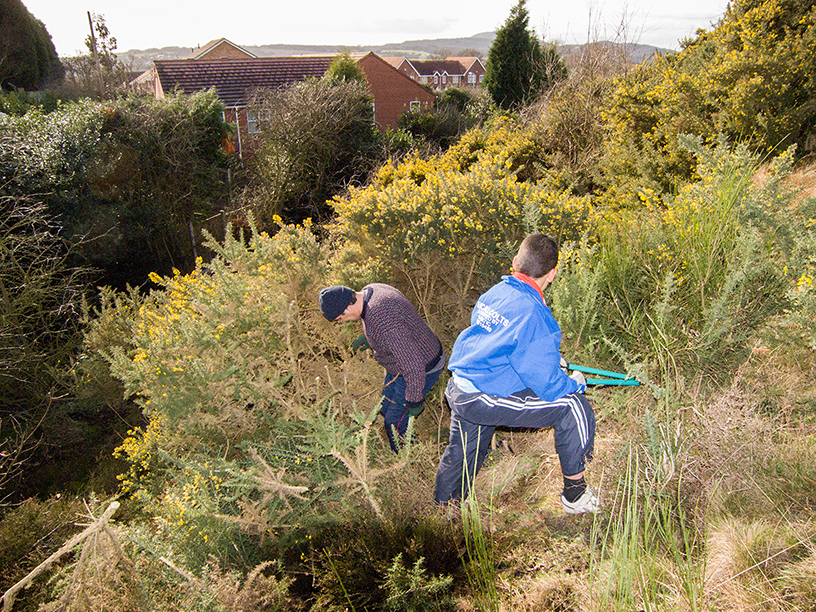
{"left": 410, "top": 100, "right": 421, "bottom": 112}
{"left": 246, "top": 109, "right": 269, "bottom": 134}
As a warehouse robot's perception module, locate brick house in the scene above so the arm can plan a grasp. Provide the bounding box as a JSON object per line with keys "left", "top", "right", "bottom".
{"left": 133, "top": 46, "right": 435, "bottom": 156}
{"left": 384, "top": 57, "right": 485, "bottom": 90}
{"left": 129, "top": 38, "right": 257, "bottom": 93}
{"left": 354, "top": 52, "right": 436, "bottom": 131}
{"left": 187, "top": 38, "right": 257, "bottom": 60}
{"left": 148, "top": 56, "right": 334, "bottom": 155}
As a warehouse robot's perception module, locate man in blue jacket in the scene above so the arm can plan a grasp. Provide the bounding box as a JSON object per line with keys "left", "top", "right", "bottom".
{"left": 433, "top": 233, "right": 598, "bottom": 514}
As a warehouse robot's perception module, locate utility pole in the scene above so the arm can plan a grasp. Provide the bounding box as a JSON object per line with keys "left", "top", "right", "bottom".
{"left": 87, "top": 11, "right": 104, "bottom": 98}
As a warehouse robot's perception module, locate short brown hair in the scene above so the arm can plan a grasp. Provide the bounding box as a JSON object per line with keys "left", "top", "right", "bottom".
{"left": 515, "top": 233, "right": 558, "bottom": 278}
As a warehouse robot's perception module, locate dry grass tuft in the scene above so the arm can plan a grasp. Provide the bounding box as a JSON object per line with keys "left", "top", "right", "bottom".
{"left": 690, "top": 372, "right": 775, "bottom": 514}
{"left": 705, "top": 517, "right": 816, "bottom": 611}
{"left": 778, "top": 540, "right": 816, "bottom": 609}
{"left": 783, "top": 162, "right": 816, "bottom": 201}
{"left": 503, "top": 573, "right": 580, "bottom": 611}
{"left": 752, "top": 159, "right": 816, "bottom": 202}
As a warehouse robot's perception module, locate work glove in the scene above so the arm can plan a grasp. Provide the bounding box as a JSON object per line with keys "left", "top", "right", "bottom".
{"left": 406, "top": 400, "right": 425, "bottom": 417}
{"left": 560, "top": 356, "right": 568, "bottom": 373}
{"left": 351, "top": 334, "right": 370, "bottom": 353}
{"left": 569, "top": 370, "right": 587, "bottom": 394}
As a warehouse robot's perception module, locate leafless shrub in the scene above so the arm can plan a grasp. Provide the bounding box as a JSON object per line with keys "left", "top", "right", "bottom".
{"left": 688, "top": 372, "right": 776, "bottom": 515}
{"left": 240, "top": 78, "right": 380, "bottom": 227}
{"left": 522, "top": 40, "right": 628, "bottom": 191}
{"left": 0, "top": 197, "right": 87, "bottom": 503}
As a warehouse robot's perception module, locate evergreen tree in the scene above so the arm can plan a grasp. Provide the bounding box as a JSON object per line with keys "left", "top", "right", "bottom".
{"left": 0, "top": 0, "right": 63, "bottom": 90}
{"left": 484, "top": 0, "right": 566, "bottom": 109}
{"left": 325, "top": 52, "right": 367, "bottom": 83}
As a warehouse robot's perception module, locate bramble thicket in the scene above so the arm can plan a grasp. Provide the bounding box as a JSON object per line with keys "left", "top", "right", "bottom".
{"left": 2, "top": 1, "right": 816, "bottom": 611}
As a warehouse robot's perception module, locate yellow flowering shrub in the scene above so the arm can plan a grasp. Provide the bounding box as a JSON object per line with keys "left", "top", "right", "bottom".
{"left": 94, "top": 216, "right": 413, "bottom": 572}
{"left": 331, "top": 118, "right": 592, "bottom": 343}
{"left": 113, "top": 411, "right": 168, "bottom": 494}
{"left": 581, "top": 136, "right": 790, "bottom": 368}
{"left": 787, "top": 217, "right": 816, "bottom": 348}
{"left": 372, "top": 116, "right": 545, "bottom": 189}
{"left": 597, "top": 56, "right": 705, "bottom": 209}
{"left": 105, "top": 219, "right": 331, "bottom": 445}
{"left": 598, "top": 0, "right": 816, "bottom": 209}
{"left": 707, "top": 0, "right": 816, "bottom": 152}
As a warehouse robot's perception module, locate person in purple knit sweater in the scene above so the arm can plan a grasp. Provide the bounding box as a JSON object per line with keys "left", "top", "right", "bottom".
{"left": 319, "top": 283, "right": 446, "bottom": 452}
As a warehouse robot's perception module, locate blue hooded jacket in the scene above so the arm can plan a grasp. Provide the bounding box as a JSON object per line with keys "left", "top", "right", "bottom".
{"left": 447, "top": 275, "right": 578, "bottom": 401}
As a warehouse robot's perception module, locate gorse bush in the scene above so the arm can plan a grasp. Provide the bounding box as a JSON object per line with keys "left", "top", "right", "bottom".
{"left": 101, "top": 219, "right": 333, "bottom": 491}
{"left": 397, "top": 105, "right": 475, "bottom": 151}
{"left": 332, "top": 116, "right": 591, "bottom": 344}
{"left": 105, "top": 219, "right": 328, "bottom": 438}
{"left": 383, "top": 553, "right": 454, "bottom": 612}
{"left": 705, "top": 0, "right": 816, "bottom": 154}
{"left": 596, "top": 53, "right": 705, "bottom": 209}
{"left": 787, "top": 233, "right": 816, "bottom": 348}
{"left": 596, "top": 0, "right": 816, "bottom": 208}
{"left": 551, "top": 135, "right": 790, "bottom": 373}
{"left": 783, "top": 174, "right": 816, "bottom": 347}
{"left": 373, "top": 116, "right": 547, "bottom": 186}
{"left": 81, "top": 217, "right": 459, "bottom": 609}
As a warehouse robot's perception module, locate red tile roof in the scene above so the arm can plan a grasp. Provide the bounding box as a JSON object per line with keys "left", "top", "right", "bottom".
{"left": 406, "top": 59, "right": 468, "bottom": 75}
{"left": 380, "top": 57, "right": 405, "bottom": 68}
{"left": 154, "top": 57, "right": 335, "bottom": 108}
{"left": 446, "top": 57, "right": 484, "bottom": 71}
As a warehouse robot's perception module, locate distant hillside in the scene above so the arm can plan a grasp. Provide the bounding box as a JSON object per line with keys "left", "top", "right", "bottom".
{"left": 119, "top": 32, "right": 671, "bottom": 72}
{"left": 557, "top": 41, "right": 670, "bottom": 64}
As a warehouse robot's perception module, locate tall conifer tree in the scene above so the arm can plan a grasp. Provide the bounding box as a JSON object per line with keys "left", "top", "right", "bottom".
{"left": 0, "top": 0, "right": 63, "bottom": 90}
{"left": 484, "top": 0, "right": 565, "bottom": 109}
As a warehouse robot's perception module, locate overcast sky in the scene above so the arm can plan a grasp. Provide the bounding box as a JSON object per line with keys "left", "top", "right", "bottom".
{"left": 23, "top": 0, "right": 731, "bottom": 57}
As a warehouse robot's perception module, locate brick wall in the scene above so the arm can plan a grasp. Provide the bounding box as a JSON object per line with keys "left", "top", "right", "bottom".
{"left": 196, "top": 42, "right": 254, "bottom": 60}
{"left": 358, "top": 54, "right": 435, "bottom": 131}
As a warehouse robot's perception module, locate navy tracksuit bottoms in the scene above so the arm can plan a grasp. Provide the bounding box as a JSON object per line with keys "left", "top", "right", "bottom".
{"left": 433, "top": 376, "right": 595, "bottom": 504}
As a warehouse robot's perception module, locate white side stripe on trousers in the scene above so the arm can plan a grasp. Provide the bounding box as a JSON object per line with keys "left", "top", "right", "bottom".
{"left": 452, "top": 392, "right": 589, "bottom": 448}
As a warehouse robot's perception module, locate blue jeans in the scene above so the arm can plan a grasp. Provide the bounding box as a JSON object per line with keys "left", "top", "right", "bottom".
{"left": 381, "top": 358, "right": 445, "bottom": 453}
